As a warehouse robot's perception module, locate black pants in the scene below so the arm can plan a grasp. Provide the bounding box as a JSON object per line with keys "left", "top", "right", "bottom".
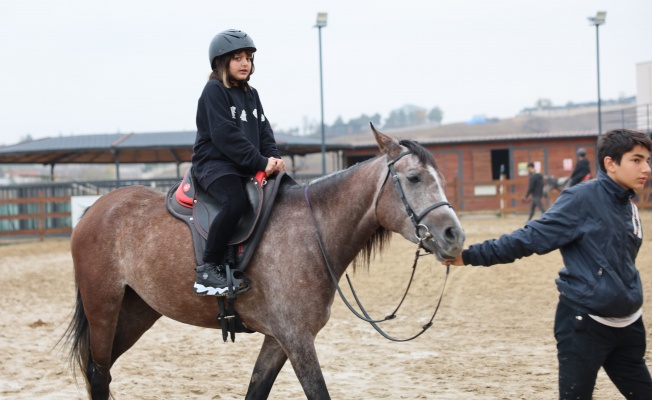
{"left": 202, "top": 175, "right": 247, "bottom": 265}
{"left": 527, "top": 197, "right": 546, "bottom": 221}
{"left": 554, "top": 301, "right": 652, "bottom": 399}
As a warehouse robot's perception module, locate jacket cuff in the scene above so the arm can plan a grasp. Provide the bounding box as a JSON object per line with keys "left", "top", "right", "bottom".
{"left": 461, "top": 250, "right": 470, "bottom": 265}
{"left": 256, "top": 156, "right": 268, "bottom": 173}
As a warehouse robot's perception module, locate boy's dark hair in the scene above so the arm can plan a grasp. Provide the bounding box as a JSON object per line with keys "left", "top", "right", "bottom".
{"left": 209, "top": 49, "right": 255, "bottom": 90}
{"left": 597, "top": 129, "right": 652, "bottom": 172}
{"left": 527, "top": 162, "right": 535, "bottom": 168}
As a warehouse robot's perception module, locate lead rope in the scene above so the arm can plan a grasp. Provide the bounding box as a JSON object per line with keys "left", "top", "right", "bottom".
{"left": 304, "top": 185, "right": 450, "bottom": 342}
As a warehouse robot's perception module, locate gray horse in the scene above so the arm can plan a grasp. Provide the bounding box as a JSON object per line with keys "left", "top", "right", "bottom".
{"left": 543, "top": 175, "right": 571, "bottom": 198}
{"left": 64, "top": 126, "right": 465, "bottom": 399}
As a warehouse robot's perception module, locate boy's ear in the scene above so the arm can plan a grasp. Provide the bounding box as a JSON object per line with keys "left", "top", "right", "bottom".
{"left": 603, "top": 156, "right": 617, "bottom": 172}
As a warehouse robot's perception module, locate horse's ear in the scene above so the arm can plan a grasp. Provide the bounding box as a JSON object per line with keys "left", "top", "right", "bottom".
{"left": 370, "top": 123, "right": 401, "bottom": 157}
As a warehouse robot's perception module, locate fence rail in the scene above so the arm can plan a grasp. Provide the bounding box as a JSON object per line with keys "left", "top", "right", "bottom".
{"left": 449, "top": 176, "right": 652, "bottom": 216}
{"left": 0, "top": 193, "right": 73, "bottom": 240}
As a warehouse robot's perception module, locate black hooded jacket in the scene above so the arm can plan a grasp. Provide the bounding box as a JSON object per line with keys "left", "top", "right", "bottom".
{"left": 525, "top": 172, "right": 544, "bottom": 199}
{"left": 570, "top": 158, "right": 591, "bottom": 186}
{"left": 191, "top": 79, "right": 280, "bottom": 190}
{"left": 462, "top": 170, "right": 643, "bottom": 317}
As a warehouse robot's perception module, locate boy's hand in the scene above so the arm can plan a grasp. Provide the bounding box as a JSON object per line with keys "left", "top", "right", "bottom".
{"left": 442, "top": 253, "right": 464, "bottom": 267}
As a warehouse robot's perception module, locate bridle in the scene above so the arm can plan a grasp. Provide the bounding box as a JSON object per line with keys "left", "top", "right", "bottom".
{"left": 386, "top": 151, "right": 452, "bottom": 245}
{"left": 304, "top": 150, "right": 453, "bottom": 342}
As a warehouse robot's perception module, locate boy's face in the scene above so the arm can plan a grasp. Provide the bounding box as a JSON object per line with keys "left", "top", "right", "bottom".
{"left": 604, "top": 144, "right": 651, "bottom": 192}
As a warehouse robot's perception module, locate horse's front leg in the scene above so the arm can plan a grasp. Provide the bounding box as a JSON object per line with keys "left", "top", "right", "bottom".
{"left": 245, "top": 334, "right": 288, "bottom": 400}
{"left": 278, "top": 332, "right": 331, "bottom": 400}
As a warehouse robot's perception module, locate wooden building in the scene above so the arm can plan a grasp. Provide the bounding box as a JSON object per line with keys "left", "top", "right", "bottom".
{"left": 342, "top": 130, "right": 599, "bottom": 212}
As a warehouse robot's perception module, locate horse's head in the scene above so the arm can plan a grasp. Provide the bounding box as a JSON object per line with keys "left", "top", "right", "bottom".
{"left": 371, "top": 124, "right": 465, "bottom": 261}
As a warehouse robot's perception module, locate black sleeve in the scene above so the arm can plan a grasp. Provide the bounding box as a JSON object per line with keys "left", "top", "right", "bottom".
{"left": 462, "top": 191, "right": 582, "bottom": 266}
{"left": 254, "top": 90, "right": 281, "bottom": 159}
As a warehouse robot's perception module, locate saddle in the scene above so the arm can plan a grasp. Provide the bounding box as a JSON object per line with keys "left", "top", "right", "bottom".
{"left": 166, "top": 168, "right": 287, "bottom": 271}
{"left": 165, "top": 168, "right": 291, "bottom": 342}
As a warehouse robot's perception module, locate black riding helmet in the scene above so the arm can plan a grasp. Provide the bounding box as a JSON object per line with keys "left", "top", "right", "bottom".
{"left": 208, "top": 29, "right": 256, "bottom": 69}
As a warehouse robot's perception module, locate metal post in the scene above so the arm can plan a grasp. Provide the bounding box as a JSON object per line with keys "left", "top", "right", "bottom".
{"left": 588, "top": 11, "right": 606, "bottom": 167}
{"left": 315, "top": 12, "right": 327, "bottom": 176}
{"left": 595, "top": 24, "right": 602, "bottom": 141}
{"left": 318, "top": 26, "right": 326, "bottom": 176}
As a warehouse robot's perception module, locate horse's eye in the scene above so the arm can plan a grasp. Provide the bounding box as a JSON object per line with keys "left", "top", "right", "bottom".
{"left": 407, "top": 173, "right": 421, "bottom": 183}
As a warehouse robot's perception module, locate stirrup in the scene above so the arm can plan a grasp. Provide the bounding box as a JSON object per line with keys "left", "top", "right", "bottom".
{"left": 225, "top": 264, "right": 252, "bottom": 298}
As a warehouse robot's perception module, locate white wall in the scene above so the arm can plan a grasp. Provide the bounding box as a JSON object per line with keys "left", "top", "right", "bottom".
{"left": 70, "top": 196, "right": 101, "bottom": 229}
{"left": 637, "top": 61, "right": 652, "bottom": 131}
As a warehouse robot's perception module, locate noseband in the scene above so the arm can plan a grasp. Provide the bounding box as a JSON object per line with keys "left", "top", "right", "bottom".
{"left": 386, "top": 151, "right": 452, "bottom": 244}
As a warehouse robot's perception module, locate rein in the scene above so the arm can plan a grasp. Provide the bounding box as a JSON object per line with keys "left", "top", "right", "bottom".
{"left": 303, "top": 152, "right": 451, "bottom": 342}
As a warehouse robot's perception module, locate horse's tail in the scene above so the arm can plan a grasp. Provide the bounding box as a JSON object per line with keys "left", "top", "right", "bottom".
{"left": 61, "top": 287, "right": 92, "bottom": 396}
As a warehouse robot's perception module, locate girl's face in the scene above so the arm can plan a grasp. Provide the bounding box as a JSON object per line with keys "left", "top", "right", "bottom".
{"left": 228, "top": 50, "right": 253, "bottom": 82}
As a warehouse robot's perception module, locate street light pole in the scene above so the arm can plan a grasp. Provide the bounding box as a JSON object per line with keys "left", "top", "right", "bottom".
{"left": 315, "top": 12, "right": 327, "bottom": 176}
{"left": 588, "top": 11, "right": 606, "bottom": 148}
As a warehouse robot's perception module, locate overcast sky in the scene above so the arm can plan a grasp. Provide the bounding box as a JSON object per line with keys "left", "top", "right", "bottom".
{"left": 1, "top": 0, "right": 650, "bottom": 146}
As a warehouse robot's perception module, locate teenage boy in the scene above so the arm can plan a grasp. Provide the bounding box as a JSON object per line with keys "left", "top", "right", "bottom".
{"left": 446, "top": 129, "right": 652, "bottom": 399}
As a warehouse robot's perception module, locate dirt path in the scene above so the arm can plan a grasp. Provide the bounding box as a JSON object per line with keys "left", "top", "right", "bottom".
{"left": 2, "top": 214, "right": 651, "bottom": 399}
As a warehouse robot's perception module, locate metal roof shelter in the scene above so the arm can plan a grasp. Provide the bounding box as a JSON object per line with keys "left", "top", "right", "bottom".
{"left": 0, "top": 131, "right": 350, "bottom": 181}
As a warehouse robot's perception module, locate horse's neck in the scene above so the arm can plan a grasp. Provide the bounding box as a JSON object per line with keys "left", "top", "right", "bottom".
{"left": 303, "top": 159, "right": 385, "bottom": 266}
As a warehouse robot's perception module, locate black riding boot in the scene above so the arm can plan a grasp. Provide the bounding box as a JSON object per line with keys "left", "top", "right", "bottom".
{"left": 193, "top": 263, "right": 228, "bottom": 296}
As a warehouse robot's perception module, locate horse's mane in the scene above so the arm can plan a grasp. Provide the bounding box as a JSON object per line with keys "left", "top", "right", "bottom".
{"left": 352, "top": 226, "right": 392, "bottom": 272}
{"left": 398, "top": 139, "right": 439, "bottom": 170}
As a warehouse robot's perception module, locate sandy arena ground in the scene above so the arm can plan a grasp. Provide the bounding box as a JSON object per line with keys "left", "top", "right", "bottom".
{"left": 2, "top": 213, "right": 652, "bottom": 399}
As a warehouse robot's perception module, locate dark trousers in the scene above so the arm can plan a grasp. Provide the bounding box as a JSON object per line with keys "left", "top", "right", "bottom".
{"left": 528, "top": 197, "right": 546, "bottom": 221}
{"left": 554, "top": 301, "right": 652, "bottom": 399}
{"left": 202, "top": 175, "right": 248, "bottom": 265}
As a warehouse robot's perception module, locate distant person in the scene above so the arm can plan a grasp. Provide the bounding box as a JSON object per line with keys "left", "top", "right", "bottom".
{"left": 444, "top": 129, "right": 652, "bottom": 399}
{"left": 569, "top": 148, "right": 591, "bottom": 186}
{"left": 191, "top": 29, "right": 285, "bottom": 296}
{"left": 524, "top": 162, "right": 545, "bottom": 221}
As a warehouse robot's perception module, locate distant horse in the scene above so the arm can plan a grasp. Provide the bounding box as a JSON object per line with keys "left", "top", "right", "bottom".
{"left": 543, "top": 175, "right": 571, "bottom": 198}
{"left": 63, "top": 126, "right": 465, "bottom": 400}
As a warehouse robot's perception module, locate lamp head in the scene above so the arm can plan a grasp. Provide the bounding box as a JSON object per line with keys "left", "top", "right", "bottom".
{"left": 315, "top": 12, "right": 328, "bottom": 28}
{"left": 588, "top": 11, "right": 607, "bottom": 26}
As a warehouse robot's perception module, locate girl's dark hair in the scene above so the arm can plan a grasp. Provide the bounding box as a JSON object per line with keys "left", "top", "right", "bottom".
{"left": 209, "top": 49, "right": 255, "bottom": 90}
{"left": 598, "top": 129, "right": 652, "bottom": 171}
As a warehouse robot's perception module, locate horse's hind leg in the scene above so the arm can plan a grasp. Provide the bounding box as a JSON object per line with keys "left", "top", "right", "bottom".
{"left": 110, "top": 286, "right": 161, "bottom": 363}
{"left": 79, "top": 284, "right": 124, "bottom": 400}
{"left": 245, "top": 335, "right": 289, "bottom": 400}
{"left": 83, "top": 286, "right": 160, "bottom": 399}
